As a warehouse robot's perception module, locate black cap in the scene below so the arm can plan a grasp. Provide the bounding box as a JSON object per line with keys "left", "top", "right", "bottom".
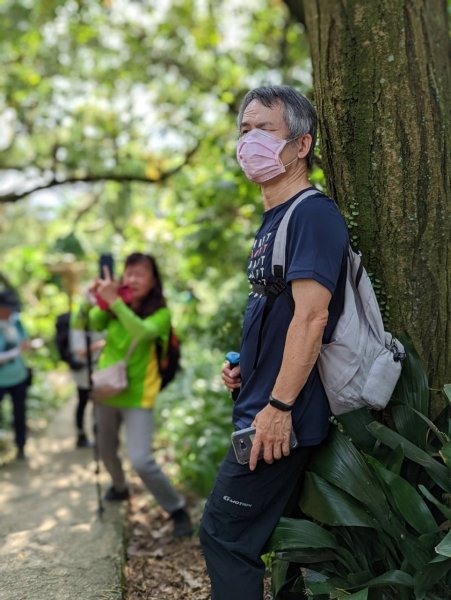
{"left": 0, "top": 289, "right": 21, "bottom": 312}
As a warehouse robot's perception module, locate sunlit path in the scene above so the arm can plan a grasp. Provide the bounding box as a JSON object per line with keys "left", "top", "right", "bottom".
{"left": 0, "top": 398, "right": 125, "bottom": 600}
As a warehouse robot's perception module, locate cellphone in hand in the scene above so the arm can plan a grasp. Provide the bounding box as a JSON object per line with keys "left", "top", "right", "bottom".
{"left": 99, "top": 253, "right": 114, "bottom": 279}
{"left": 231, "top": 426, "right": 298, "bottom": 465}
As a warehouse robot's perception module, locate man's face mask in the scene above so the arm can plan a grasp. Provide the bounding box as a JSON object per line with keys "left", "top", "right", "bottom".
{"left": 236, "top": 128, "right": 298, "bottom": 184}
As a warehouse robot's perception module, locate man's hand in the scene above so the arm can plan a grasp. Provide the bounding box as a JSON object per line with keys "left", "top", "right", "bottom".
{"left": 96, "top": 267, "right": 119, "bottom": 306}
{"left": 249, "top": 404, "right": 293, "bottom": 471}
{"left": 222, "top": 362, "right": 241, "bottom": 392}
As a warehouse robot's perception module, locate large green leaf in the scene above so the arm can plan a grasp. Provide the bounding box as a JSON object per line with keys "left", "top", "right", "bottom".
{"left": 336, "top": 409, "right": 376, "bottom": 454}
{"left": 338, "top": 589, "right": 368, "bottom": 599}
{"left": 443, "top": 384, "right": 451, "bottom": 404}
{"left": 367, "top": 457, "right": 438, "bottom": 534}
{"left": 435, "top": 530, "right": 451, "bottom": 558}
{"left": 275, "top": 548, "right": 337, "bottom": 564}
{"left": 411, "top": 408, "right": 449, "bottom": 446}
{"left": 268, "top": 517, "right": 339, "bottom": 552}
{"left": 392, "top": 335, "right": 429, "bottom": 417}
{"left": 418, "top": 484, "right": 451, "bottom": 520}
{"left": 308, "top": 428, "right": 395, "bottom": 531}
{"left": 381, "top": 443, "right": 405, "bottom": 475}
{"left": 390, "top": 404, "right": 428, "bottom": 450}
{"left": 440, "top": 441, "right": 451, "bottom": 468}
{"left": 270, "top": 557, "right": 289, "bottom": 599}
{"left": 414, "top": 556, "right": 451, "bottom": 598}
{"left": 367, "top": 422, "right": 451, "bottom": 492}
{"left": 361, "top": 569, "right": 413, "bottom": 589}
{"left": 300, "top": 471, "right": 378, "bottom": 528}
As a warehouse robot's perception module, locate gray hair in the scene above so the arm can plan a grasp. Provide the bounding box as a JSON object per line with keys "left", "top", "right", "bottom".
{"left": 237, "top": 85, "right": 317, "bottom": 169}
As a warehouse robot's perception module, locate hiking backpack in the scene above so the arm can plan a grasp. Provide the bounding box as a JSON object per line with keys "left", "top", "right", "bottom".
{"left": 261, "top": 189, "right": 405, "bottom": 416}
{"left": 156, "top": 327, "right": 181, "bottom": 389}
{"left": 55, "top": 312, "right": 84, "bottom": 371}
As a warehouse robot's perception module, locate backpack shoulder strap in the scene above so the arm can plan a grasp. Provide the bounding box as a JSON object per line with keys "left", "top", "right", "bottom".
{"left": 272, "top": 189, "right": 319, "bottom": 278}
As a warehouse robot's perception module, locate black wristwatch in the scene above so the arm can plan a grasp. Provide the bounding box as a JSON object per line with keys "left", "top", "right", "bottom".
{"left": 268, "top": 394, "right": 293, "bottom": 412}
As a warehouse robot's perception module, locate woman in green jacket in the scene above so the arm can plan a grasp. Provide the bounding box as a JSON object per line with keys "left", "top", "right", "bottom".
{"left": 89, "top": 252, "right": 192, "bottom": 538}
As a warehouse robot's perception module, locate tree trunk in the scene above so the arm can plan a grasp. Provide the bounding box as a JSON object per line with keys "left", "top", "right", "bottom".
{"left": 301, "top": 0, "right": 450, "bottom": 399}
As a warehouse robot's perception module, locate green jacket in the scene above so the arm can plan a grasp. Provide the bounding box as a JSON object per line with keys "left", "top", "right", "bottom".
{"left": 88, "top": 299, "right": 170, "bottom": 409}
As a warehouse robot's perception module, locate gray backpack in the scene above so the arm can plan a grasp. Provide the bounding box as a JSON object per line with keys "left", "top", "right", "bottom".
{"left": 265, "top": 189, "right": 405, "bottom": 416}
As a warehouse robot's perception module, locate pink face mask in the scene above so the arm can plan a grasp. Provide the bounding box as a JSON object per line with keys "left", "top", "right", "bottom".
{"left": 236, "top": 129, "right": 297, "bottom": 184}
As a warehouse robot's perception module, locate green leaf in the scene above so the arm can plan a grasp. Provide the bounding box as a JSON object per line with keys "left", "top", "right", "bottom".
{"left": 308, "top": 428, "right": 392, "bottom": 519}
{"left": 345, "top": 590, "right": 368, "bottom": 600}
{"left": 440, "top": 441, "right": 451, "bottom": 468}
{"left": 418, "top": 485, "right": 451, "bottom": 520}
{"left": 367, "top": 457, "right": 438, "bottom": 534}
{"left": 414, "top": 556, "right": 451, "bottom": 598}
{"left": 270, "top": 557, "right": 289, "bottom": 599}
{"left": 435, "top": 530, "right": 451, "bottom": 558}
{"left": 336, "top": 409, "right": 376, "bottom": 454}
{"left": 443, "top": 384, "right": 451, "bottom": 404}
{"left": 267, "top": 517, "right": 340, "bottom": 552}
{"left": 275, "top": 549, "right": 337, "bottom": 564}
{"left": 300, "top": 471, "right": 377, "bottom": 528}
{"left": 367, "top": 422, "right": 451, "bottom": 492}
{"left": 392, "top": 335, "right": 429, "bottom": 417}
{"left": 410, "top": 408, "right": 450, "bottom": 445}
{"left": 363, "top": 569, "right": 413, "bottom": 589}
{"left": 382, "top": 443, "right": 405, "bottom": 474}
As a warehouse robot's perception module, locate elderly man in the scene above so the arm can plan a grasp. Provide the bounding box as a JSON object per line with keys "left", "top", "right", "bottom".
{"left": 200, "top": 86, "right": 349, "bottom": 599}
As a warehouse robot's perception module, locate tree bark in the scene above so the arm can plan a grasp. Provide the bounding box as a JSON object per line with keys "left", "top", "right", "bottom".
{"left": 301, "top": 0, "right": 450, "bottom": 396}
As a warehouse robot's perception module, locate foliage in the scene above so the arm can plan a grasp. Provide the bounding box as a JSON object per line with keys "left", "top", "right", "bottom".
{"left": 154, "top": 341, "right": 233, "bottom": 497}
{"left": 266, "top": 339, "right": 451, "bottom": 599}
{"left": 0, "top": 0, "right": 312, "bottom": 442}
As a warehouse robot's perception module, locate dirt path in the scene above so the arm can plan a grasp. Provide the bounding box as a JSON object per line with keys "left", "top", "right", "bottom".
{"left": 0, "top": 399, "right": 125, "bottom": 600}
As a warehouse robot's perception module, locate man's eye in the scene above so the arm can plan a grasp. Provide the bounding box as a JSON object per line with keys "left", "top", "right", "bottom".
{"left": 239, "top": 130, "right": 249, "bottom": 137}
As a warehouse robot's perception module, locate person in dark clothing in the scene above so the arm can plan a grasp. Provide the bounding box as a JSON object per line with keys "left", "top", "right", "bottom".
{"left": 200, "top": 86, "right": 348, "bottom": 599}
{"left": 68, "top": 314, "right": 104, "bottom": 448}
{"left": 0, "top": 289, "right": 30, "bottom": 460}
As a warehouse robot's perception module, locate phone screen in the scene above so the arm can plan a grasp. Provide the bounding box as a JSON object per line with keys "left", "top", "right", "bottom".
{"left": 99, "top": 254, "right": 114, "bottom": 279}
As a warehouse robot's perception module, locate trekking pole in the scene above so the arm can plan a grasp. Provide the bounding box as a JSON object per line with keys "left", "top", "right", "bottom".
{"left": 84, "top": 309, "right": 105, "bottom": 518}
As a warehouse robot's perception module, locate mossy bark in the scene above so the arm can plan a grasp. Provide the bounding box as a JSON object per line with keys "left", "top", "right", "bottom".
{"left": 302, "top": 0, "right": 450, "bottom": 396}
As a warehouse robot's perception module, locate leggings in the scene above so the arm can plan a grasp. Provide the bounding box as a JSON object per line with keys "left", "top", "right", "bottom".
{"left": 0, "top": 380, "right": 28, "bottom": 450}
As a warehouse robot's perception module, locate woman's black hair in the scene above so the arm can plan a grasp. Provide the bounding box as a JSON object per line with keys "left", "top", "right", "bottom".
{"left": 124, "top": 253, "right": 166, "bottom": 318}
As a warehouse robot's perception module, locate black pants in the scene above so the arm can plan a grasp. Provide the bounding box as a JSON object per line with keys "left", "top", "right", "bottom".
{"left": 0, "top": 380, "right": 28, "bottom": 450}
{"left": 75, "top": 387, "right": 90, "bottom": 432}
{"left": 200, "top": 445, "right": 313, "bottom": 600}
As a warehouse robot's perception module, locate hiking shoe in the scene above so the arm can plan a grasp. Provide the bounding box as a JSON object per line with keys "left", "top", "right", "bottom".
{"left": 16, "top": 447, "right": 26, "bottom": 461}
{"left": 76, "top": 433, "right": 92, "bottom": 448}
{"left": 104, "top": 485, "right": 130, "bottom": 502}
{"left": 170, "top": 508, "right": 193, "bottom": 538}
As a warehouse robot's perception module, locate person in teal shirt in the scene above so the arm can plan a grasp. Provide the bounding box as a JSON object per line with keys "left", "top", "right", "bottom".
{"left": 88, "top": 252, "right": 192, "bottom": 538}
{"left": 0, "top": 289, "right": 29, "bottom": 460}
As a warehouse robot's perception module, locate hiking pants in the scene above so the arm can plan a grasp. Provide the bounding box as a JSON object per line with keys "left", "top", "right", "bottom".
{"left": 200, "top": 445, "right": 313, "bottom": 600}
{"left": 95, "top": 404, "right": 184, "bottom": 514}
{"left": 0, "top": 380, "right": 28, "bottom": 450}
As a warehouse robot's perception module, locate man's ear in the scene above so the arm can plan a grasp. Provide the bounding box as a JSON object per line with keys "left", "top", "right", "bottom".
{"left": 296, "top": 134, "right": 313, "bottom": 160}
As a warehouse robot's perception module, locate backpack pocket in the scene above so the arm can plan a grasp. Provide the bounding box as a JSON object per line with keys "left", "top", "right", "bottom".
{"left": 361, "top": 344, "right": 403, "bottom": 410}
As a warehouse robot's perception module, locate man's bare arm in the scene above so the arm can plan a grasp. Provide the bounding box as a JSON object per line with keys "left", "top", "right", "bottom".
{"left": 249, "top": 278, "right": 331, "bottom": 470}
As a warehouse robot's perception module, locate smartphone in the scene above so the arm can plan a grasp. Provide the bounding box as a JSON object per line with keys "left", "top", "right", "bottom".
{"left": 231, "top": 426, "right": 298, "bottom": 465}
{"left": 99, "top": 253, "right": 114, "bottom": 279}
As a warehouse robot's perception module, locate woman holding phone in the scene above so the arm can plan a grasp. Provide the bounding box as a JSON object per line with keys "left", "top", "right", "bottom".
{"left": 88, "top": 252, "right": 192, "bottom": 538}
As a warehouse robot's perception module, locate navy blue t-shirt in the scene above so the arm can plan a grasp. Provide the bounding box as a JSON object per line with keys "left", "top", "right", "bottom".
{"left": 233, "top": 188, "right": 349, "bottom": 446}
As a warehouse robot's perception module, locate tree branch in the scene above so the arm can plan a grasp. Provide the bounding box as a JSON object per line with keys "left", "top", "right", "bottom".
{"left": 0, "top": 142, "right": 200, "bottom": 204}
{"left": 283, "top": 0, "right": 306, "bottom": 25}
